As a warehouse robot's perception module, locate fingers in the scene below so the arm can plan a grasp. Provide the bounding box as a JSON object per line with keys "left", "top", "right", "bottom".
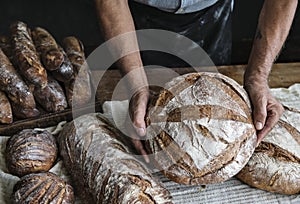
{"left": 256, "top": 102, "right": 284, "bottom": 145}
{"left": 129, "top": 87, "right": 149, "bottom": 137}
{"left": 252, "top": 95, "right": 267, "bottom": 131}
{"left": 132, "top": 138, "right": 150, "bottom": 163}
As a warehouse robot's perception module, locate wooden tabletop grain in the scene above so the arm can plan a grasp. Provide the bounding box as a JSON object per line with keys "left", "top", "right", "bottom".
{"left": 1, "top": 63, "right": 300, "bottom": 136}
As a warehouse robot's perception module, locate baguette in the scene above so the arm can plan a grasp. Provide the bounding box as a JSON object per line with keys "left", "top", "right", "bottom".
{"left": 0, "top": 48, "right": 39, "bottom": 119}
{"left": 10, "top": 21, "right": 47, "bottom": 88}
{"left": 32, "top": 27, "right": 64, "bottom": 71}
{"left": 58, "top": 113, "right": 173, "bottom": 204}
{"left": 63, "top": 36, "right": 92, "bottom": 107}
{"left": 0, "top": 91, "right": 13, "bottom": 124}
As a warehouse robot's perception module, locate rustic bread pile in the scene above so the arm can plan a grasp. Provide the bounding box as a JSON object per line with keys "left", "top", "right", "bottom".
{"left": 5, "top": 129, "right": 74, "bottom": 203}
{"left": 0, "top": 21, "right": 92, "bottom": 124}
{"left": 5, "top": 72, "right": 300, "bottom": 203}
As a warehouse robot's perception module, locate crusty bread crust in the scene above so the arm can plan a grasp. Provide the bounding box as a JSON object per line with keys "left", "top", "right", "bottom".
{"left": 237, "top": 106, "right": 300, "bottom": 195}
{"left": 145, "top": 72, "right": 257, "bottom": 185}
{"left": 58, "top": 113, "right": 173, "bottom": 204}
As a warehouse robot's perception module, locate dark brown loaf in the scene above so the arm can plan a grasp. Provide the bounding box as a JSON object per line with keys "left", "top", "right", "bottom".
{"left": 62, "top": 36, "right": 92, "bottom": 107}
{"left": 32, "top": 27, "right": 64, "bottom": 71}
{"left": 5, "top": 129, "right": 58, "bottom": 177}
{"left": 0, "top": 90, "right": 13, "bottom": 124}
{"left": 10, "top": 21, "right": 48, "bottom": 88}
{"left": 0, "top": 48, "right": 39, "bottom": 119}
{"left": 58, "top": 113, "right": 173, "bottom": 204}
{"left": 51, "top": 47, "right": 75, "bottom": 82}
{"left": 33, "top": 75, "right": 68, "bottom": 112}
{"left": 236, "top": 106, "right": 300, "bottom": 195}
{"left": 0, "top": 35, "right": 13, "bottom": 61}
{"left": 145, "top": 72, "right": 257, "bottom": 185}
{"left": 12, "top": 172, "right": 74, "bottom": 204}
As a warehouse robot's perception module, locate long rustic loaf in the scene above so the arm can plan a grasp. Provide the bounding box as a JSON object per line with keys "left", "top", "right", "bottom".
{"left": 58, "top": 113, "right": 173, "bottom": 204}
{"left": 0, "top": 48, "right": 39, "bottom": 119}
{"left": 236, "top": 106, "right": 300, "bottom": 195}
{"left": 10, "top": 21, "right": 48, "bottom": 88}
{"left": 32, "top": 27, "right": 64, "bottom": 71}
{"left": 145, "top": 72, "right": 257, "bottom": 185}
{"left": 62, "top": 36, "right": 92, "bottom": 107}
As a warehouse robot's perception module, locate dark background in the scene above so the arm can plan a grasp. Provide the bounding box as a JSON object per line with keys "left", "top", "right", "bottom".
{"left": 0, "top": 0, "right": 299, "bottom": 65}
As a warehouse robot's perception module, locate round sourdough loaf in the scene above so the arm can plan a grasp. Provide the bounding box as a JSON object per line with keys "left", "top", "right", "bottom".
{"left": 145, "top": 72, "right": 257, "bottom": 185}
{"left": 58, "top": 113, "right": 173, "bottom": 204}
{"left": 5, "top": 129, "right": 58, "bottom": 177}
{"left": 12, "top": 172, "right": 74, "bottom": 203}
{"left": 237, "top": 106, "right": 300, "bottom": 195}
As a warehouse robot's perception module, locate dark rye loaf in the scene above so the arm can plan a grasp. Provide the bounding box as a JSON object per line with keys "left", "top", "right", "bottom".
{"left": 237, "top": 106, "right": 300, "bottom": 195}
{"left": 58, "top": 113, "right": 173, "bottom": 204}
{"left": 12, "top": 172, "right": 74, "bottom": 204}
{"left": 145, "top": 72, "right": 257, "bottom": 185}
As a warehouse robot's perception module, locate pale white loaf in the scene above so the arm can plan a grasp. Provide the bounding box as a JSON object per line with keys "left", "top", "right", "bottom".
{"left": 145, "top": 72, "right": 257, "bottom": 185}
{"left": 237, "top": 106, "right": 300, "bottom": 195}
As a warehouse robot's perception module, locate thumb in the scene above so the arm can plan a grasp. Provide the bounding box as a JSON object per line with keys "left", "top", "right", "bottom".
{"left": 130, "top": 90, "right": 149, "bottom": 137}
{"left": 133, "top": 106, "right": 147, "bottom": 136}
{"left": 252, "top": 98, "right": 267, "bottom": 131}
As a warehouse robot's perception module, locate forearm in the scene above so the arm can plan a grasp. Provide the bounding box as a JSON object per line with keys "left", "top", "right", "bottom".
{"left": 245, "top": 0, "right": 297, "bottom": 83}
{"left": 95, "top": 0, "right": 147, "bottom": 93}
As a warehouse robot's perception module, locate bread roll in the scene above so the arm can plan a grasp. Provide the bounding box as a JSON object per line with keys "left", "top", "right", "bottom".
{"left": 58, "top": 113, "right": 173, "bottom": 204}
{"left": 51, "top": 47, "right": 75, "bottom": 82}
{"left": 145, "top": 72, "right": 257, "bottom": 185}
{"left": 10, "top": 21, "right": 47, "bottom": 88}
{"left": 33, "top": 75, "right": 68, "bottom": 112}
{"left": 0, "top": 35, "right": 13, "bottom": 61}
{"left": 236, "top": 106, "right": 300, "bottom": 195}
{"left": 62, "top": 36, "right": 92, "bottom": 107}
{"left": 12, "top": 172, "right": 74, "bottom": 204}
{"left": 32, "top": 27, "right": 64, "bottom": 71}
{"left": 0, "top": 48, "right": 39, "bottom": 119}
{"left": 5, "top": 129, "right": 58, "bottom": 177}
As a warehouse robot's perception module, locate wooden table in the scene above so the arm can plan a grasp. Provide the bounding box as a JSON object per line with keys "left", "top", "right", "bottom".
{"left": 1, "top": 63, "right": 300, "bottom": 136}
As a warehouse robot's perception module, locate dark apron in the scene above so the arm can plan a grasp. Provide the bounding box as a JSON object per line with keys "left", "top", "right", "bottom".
{"left": 129, "top": 0, "right": 233, "bottom": 67}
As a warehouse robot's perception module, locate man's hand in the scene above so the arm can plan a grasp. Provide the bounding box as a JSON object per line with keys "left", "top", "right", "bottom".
{"left": 128, "top": 87, "right": 150, "bottom": 163}
{"left": 244, "top": 77, "right": 284, "bottom": 145}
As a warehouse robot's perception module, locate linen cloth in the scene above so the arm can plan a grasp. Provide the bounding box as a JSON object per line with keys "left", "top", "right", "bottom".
{"left": 1, "top": 84, "right": 300, "bottom": 204}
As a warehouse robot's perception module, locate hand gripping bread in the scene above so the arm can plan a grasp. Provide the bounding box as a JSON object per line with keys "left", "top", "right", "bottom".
{"left": 145, "top": 72, "right": 257, "bottom": 185}
{"left": 0, "top": 48, "right": 39, "bottom": 119}
{"left": 62, "top": 36, "right": 92, "bottom": 107}
{"left": 0, "top": 90, "right": 13, "bottom": 124}
{"left": 32, "top": 27, "right": 64, "bottom": 71}
{"left": 236, "top": 106, "right": 300, "bottom": 195}
{"left": 58, "top": 113, "right": 173, "bottom": 204}
{"left": 10, "top": 21, "right": 47, "bottom": 88}
{"left": 12, "top": 172, "right": 74, "bottom": 204}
